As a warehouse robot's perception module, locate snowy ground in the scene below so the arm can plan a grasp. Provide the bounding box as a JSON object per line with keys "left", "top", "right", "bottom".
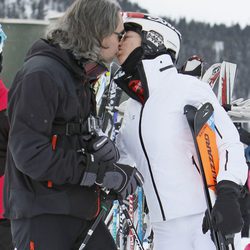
{"left": 241, "top": 238, "right": 250, "bottom": 250}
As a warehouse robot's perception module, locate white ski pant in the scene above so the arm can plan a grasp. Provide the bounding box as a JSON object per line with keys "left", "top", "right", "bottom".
{"left": 151, "top": 213, "right": 241, "bottom": 250}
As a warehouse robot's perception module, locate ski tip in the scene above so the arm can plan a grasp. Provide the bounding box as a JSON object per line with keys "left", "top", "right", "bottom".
{"left": 199, "top": 102, "right": 214, "bottom": 118}
{"left": 184, "top": 104, "right": 197, "bottom": 115}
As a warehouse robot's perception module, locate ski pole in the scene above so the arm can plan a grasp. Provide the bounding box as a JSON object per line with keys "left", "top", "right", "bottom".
{"left": 118, "top": 200, "right": 145, "bottom": 250}
{"left": 79, "top": 203, "right": 109, "bottom": 250}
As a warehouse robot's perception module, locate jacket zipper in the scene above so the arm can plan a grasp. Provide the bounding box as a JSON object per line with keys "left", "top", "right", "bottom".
{"left": 138, "top": 106, "right": 166, "bottom": 221}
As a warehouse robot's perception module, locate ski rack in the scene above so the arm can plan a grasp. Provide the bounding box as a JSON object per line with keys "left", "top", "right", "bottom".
{"left": 184, "top": 102, "right": 235, "bottom": 250}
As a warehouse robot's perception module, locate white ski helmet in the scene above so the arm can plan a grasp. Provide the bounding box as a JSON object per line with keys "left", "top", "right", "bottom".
{"left": 122, "top": 12, "right": 182, "bottom": 62}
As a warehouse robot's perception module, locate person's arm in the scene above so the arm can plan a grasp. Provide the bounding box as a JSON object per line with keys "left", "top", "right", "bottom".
{"left": 235, "top": 124, "right": 250, "bottom": 145}
{"left": 0, "top": 110, "right": 9, "bottom": 176}
{"left": 200, "top": 85, "right": 247, "bottom": 237}
{"left": 206, "top": 86, "right": 248, "bottom": 185}
{"left": 8, "top": 72, "right": 86, "bottom": 185}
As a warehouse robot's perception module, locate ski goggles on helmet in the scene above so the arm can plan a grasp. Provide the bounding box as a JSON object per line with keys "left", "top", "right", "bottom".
{"left": 0, "top": 25, "right": 7, "bottom": 53}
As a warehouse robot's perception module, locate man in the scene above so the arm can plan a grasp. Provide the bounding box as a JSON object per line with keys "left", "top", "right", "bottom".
{"left": 4, "top": 1, "right": 143, "bottom": 249}
{"left": 0, "top": 81, "right": 12, "bottom": 250}
{"left": 0, "top": 24, "right": 13, "bottom": 250}
{"left": 115, "top": 12, "right": 247, "bottom": 250}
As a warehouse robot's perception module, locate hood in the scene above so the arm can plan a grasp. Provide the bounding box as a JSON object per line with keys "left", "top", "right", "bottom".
{"left": 0, "top": 79, "right": 8, "bottom": 111}
{"left": 25, "top": 39, "right": 85, "bottom": 79}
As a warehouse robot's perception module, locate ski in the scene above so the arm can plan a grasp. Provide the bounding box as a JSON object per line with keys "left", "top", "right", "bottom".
{"left": 217, "top": 61, "right": 237, "bottom": 106}
{"left": 202, "top": 62, "right": 221, "bottom": 89}
{"left": 119, "top": 200, "right": 145, "bottom": 250}
{"left": 184, "top": 102, "right": 235, "bottom": 250}
{"left": 202, "top": 61, "right": 237, "bottom": 107}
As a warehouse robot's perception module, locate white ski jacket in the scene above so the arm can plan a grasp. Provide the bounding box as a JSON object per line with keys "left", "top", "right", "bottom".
{"left": 116, "top": 54, "right": 248, "bottom": 223}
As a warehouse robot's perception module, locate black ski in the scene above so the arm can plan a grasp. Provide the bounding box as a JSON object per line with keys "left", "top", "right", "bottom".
{"left": 184, "top": 102, "right": 235, "bottom": 250}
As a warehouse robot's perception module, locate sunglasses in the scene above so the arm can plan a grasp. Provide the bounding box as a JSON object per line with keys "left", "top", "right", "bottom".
{"left": 113, "top": 30, "right": 125, "bottom": 41}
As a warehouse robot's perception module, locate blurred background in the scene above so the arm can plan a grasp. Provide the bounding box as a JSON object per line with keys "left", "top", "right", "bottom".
{"left": 0, "top": 0, "right": 250, "bottom": 99}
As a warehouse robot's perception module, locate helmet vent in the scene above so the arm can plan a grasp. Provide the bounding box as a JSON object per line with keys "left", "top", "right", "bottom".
{"left": 146, "top": 30, "right": 164, "bottom": 47}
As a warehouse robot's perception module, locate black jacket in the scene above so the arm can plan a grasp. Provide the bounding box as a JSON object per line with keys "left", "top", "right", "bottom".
{"left": 4, "top": 39, "right": 100, "bottom": 220}
{"left": 0, "top": 110, "right": 8, "bottom": 176}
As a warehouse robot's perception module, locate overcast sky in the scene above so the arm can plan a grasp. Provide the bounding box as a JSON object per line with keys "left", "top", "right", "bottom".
{"left": 129, "top": 0, "right": 250, "bottom": 28}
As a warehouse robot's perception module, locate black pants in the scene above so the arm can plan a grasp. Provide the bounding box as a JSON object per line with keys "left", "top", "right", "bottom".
{"left": 11, "top": 214, "right": 117, "bottom": 250}
{"left": 0, "top": 219, "right": 13, "bottom": 250}
{"left": 240, "top": 193, "right": 250, "bottom": 237}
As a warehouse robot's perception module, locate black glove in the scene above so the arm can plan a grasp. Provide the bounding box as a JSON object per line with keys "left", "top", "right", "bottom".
{"left": 80, "top": 154, "right": 144, "bottom": 200}
{"left": 87, "top": 135, "right": 119, "bottom": 165}
{"left": 202, "top": 180, "right": 243, "bottom": 236}
{"left": 96, "top": 163, "right": 144, "bottom": 199}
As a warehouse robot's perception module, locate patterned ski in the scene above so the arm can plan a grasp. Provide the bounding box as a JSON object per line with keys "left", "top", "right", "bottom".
{"left": 184, "top": 102, "right": 235, "bottom": 250}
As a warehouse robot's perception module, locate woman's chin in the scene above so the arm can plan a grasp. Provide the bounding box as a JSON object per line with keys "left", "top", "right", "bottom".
{"left": 116, "top": 56, "right": 123, "bottom": 65}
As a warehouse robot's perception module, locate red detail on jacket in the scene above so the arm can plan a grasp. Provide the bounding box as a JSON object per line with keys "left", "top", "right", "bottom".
{"left": 0, "top": 79, "right": 8, "bottom": 111}
{"left": 0, "top": 80, "right": 8, "bottom": 218}
{"left": 128, "top": 79, "right": 145, "bottom": 103}
{"left": 30, "top": 241, "right": 35, "bottom": 250}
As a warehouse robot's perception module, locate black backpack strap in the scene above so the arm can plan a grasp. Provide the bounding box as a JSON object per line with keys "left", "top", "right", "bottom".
{"left": 52, "top": 116, "right": 102, "bottom": 136}
{"left": 52, "top": 120, "right": 88, "bottom": 136}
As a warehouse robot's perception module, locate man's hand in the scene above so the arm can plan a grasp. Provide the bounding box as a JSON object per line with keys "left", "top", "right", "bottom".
{"left": 96, "top": 163, "right": 144, "bottom": 200}
{"left": 80, "top": 154, "right": 144, "bottom": 200}
{"left": 87, "top": 135, "right": 120, "bottom": 165}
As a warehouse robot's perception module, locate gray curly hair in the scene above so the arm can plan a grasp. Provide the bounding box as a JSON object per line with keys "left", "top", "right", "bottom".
{"left": 46, "top": 0, "right": 121, "bottom": 62}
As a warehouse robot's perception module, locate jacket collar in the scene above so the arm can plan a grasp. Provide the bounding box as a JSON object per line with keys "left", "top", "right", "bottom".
{"left": 142, "top": 54, "right": 177, "bottom": 93}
